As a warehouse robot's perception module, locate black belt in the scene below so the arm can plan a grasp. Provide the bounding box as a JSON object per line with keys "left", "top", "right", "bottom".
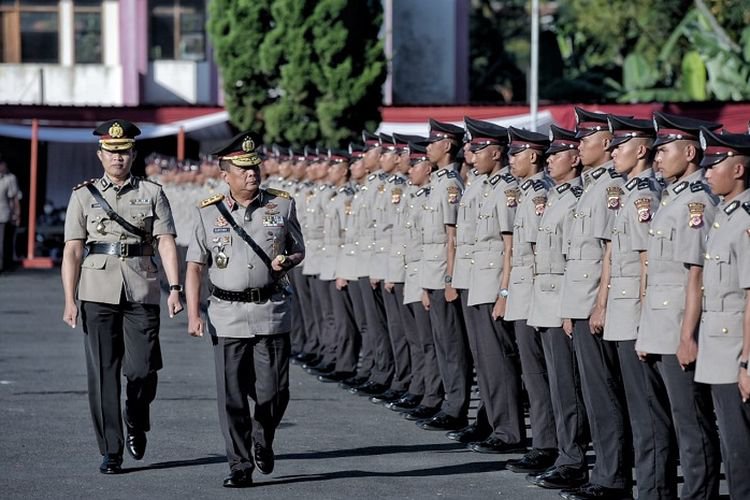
{"left": 209, "top": 283, "right": 277, "bottom": 303}
{"left": 87, "top": 242, "right": 154, "bottom": 258}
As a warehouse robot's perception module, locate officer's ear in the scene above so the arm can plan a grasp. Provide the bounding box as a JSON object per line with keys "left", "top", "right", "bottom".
{"left": 529, "top": 150, "right": 539, "bottom": 165}
{"left": 684, "top": 143, "right": 698, "bottom": 163}
{"left": 636, "top": 143, "right": 650, "bottom": 160}
{"left": 96, "top": 149, "right": 104, "bottom": 163}
{"left": 732, "top": 157, "right": 748, "bottom": 181}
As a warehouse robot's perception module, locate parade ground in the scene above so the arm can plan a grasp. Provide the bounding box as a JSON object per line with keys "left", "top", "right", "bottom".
{"left": 0, "top": 268, "right": 567, "bottom": 500}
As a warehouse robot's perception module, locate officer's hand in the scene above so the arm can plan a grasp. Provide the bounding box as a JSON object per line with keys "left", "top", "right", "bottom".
{"left": 637, "top": 351, "right": 649, "bottom": 362}
{"left": 676, "top": 337, "right": 698, "bottom": 369}
{"left": 491, "top": 297, "right": 506, "bottom": 321}
{"left": 188, "top": 315, "right": 204, "bottom": 337}
{"left": 335, "top": 278, "right": 348, "bottom": 290}
{"left": 444, "top": 284, "right": 458, "bottom": 303}
{"left": 167, "top": 292, "right": 184, "bottom": 318}
{"left": 421, "top": 290, "right": 431, "bottom": 311}
{"left": 271, "top": 255, "right": 286, "bottom": 272}
{"left": 63, "top": 302, "right": 78, "bottom": 329}
{"left": 370, "top": 279, "right": 380, "bottom": 289}
{"left": 384, "top": 282, "right": 395, "bottom": 293}
{"left": 562, "top": 318, "right": 573, "bottom": 338}
{"left": 589, "top": 304, "right": 606, "bottom": 335}
{"left": 739, "top": 369, "right": 750, "bottom": 403}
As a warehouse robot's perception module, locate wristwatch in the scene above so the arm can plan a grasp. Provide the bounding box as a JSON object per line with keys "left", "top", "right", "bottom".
{"left": 444, "top": 275, "right": 452, "bottom": 284}
{"left": 499, "top": 288, "right": 510, "bottom": 298}
{"left": 741, "top": 360, "right": 749, "bottom": 370}
{"left": 169, "top": 284, "right": 183, "bottom": 292}
{"left": 276, "top": 255, "right": 287, "bottom": 265}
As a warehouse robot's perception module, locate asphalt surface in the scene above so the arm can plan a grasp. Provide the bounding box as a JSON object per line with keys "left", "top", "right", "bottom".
{"left": 1, "top": 268, "right": 728, "bottom": 499}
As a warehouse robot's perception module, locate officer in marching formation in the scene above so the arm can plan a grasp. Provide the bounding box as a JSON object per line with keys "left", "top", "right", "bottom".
{"left": 62, "top": 110, "right": 750, "bottom": 497}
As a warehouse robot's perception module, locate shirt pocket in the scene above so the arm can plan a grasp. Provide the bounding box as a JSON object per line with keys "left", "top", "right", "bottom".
{"left": 82, "top": 254, "right": 108, "bottom": 270}
{"left": 647, "top": 286, "right": 684, "bottom": 311}
{"left": 702, "top": 310, "right": 743, "bottom": 338}
{"left": 610, "top": 276, "right": 640, "bottom": 300}
{"left": 652, "top": 227, "right": 673, "bottom": 259}
{"left": 128, "top": 205, "right": 154, "bottom": 233}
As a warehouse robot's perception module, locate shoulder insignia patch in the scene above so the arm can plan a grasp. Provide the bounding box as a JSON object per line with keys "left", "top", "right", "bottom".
{"left": 743, "top": 202, "right": 750, "bottom": 216}
{"left": 533, "top": 196, "right": 547, "bottom": 216}
{"left": 556, "top": 183, "right": 571, "bottom": 194}
{"left": 521, "top": 179, "right": 533, "bottom": 191}
{"left": 532, "top": 179, "right": 547, "bottom": 192}
{"left": 437, "top": 169, "right": 447, "bottom": 177}
{"left": 73, "top": 178, "right": 97, "bottom": 190}
{"left": 266, "top": 187, "right": 290, "bottom": 199}
{"left": 607, "top": 186, "right": 623, "bottom": 210}
{"left": 471, "top": 168, "right": 479, "bottom": 176}
{"left": 446, "top": 185, "right": 460, "bottom": 204}
{"left": 378, "top": 172, "right": 388, "bottom": 181}
{"left": 387, "top": 175, "right": 397, "bottom": 183}
{"left": 199, "top": 193, "right": 224, "bottom": 208}
{"left": 416, "top": 187, "right": 430, "bottom": 197}
{"left": 368, "top": 174, "right": 377, "bottom": 181}
{"left": 571, "top": 186, "right": 583, "bottom": 198}
{"left": 635, "top": 198, "right": 652, "bottom": 222}
{"left": 688, "top": 202, "right": 705, "bottom": 228}
{"left": 502, "top": 173, "right": 516, "bottom": 184}
{"left": 505, "top": 188, "right": 520, "bottom": 208}
{"left": 446, "top": 170, "right": 459, "bottom": 179}
{"left": 723, "top": 200, "right": 740, "bottom": 216}
{"left": 690, "top": 181, "right": 705, "bottom": 193}
{"left": 489, "top": 174, "right": 501, "bottom": 186}
{"left": 625, "top": 178, "right": 638, "bottom": 191}
{"left": 608, "top": 168, "right": 622, "bottom": 179}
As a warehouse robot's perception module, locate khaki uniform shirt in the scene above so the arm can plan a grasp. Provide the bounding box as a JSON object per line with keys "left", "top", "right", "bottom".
{"left": 527, "top": 179, "right": 583, "bottom": 328}
{"left": 336, "top": 182, "right": 368, "bottom": 280}
{"left": 506, "top": 172, "right": 553, "bottom": 320}
{"left": 453, "top": 168, "right": 487, "bottom": 290}
{"left": 0, "top": 171, "right": 20, "bottom": 223}
{"left": 419, "top": 164, "right": 463, "bottom": 290}
{"left": 320, "top": 185, "right": 354, "bottom": 281}
{"left": 467, "top": 170, "right": 518, "bottom": 307}
{"left": 301, "top": 183, "right": 331, "bottom": 276}
{"left": 386, "top": 177, "right": 412, "bottom": 284}
{"left": 403, "top": 184, "right": 430, "bottom": 304}
{"left": 186, "top": 189, "right": 305, "bottom": 337}
{"left": 636, "top": 169, "right": 718, "bottom": 354}
{"left": 64, "top": 175, "right": 176, "bottom": 305}
{"left": 370, "top": 171, "right": 394, "bottom": 280}
{"left": 603, "top": 170, "right": 662, "bottom": 341}
{"left": 560, "top": 162, "right": 625, "bottom": 319}
{"left": 695, "top": 191, "right": 750, "bottom": 384}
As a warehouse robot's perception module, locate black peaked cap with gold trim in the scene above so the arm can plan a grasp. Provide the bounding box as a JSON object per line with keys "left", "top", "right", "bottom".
{"left": 211, "top": 131, "right": 262, "bottom": 168}
{"left": 574, "top": 107, "right": 617, "bottom": 138}
{"left": 607, "top": 114, "right": 655, "bottom": 151}
{"left": 546, "top": 124, "right": 579, "bottom": 155}
{"left": 699, "top": 128, "right": 750, "bottom": 168}
{"left": 94, "top": 119, "right": 141, "bottom": 151}
{"left": 464, "top": 117, "right": 508, "bottom": 151}
{"left": 508, "top": 127, "right": 550, "bottom": 155}
{"left": 428, "top": 118, "right": 465, "bottom": 143}
{"left": 652, "top": 111, "right": 721, "bottom": 147}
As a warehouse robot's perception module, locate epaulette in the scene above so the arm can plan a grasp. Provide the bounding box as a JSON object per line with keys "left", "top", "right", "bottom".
{"left": 624, "top": 178, "right": 638, "bottom": 191}
{"left": 521, "top": 179, "right": 533, "bottom": 191}
{"left": 489, "top": 174, "right": 501, "bottom": 186}
{"left": 318, "top": 185, "right": 327, "bottom": 191}
{"left": 502, "top": 173, "right": 516, "bottom": 184}
{"left": 266, "top": 187, "right": 290, "bottom": 199}
{"left": 673, "top": 181, "right": 689, "bottom": 194}
{"left": 571, "top": 186, "right": 583, "bottom": 198}
{"left": 556, "top": 183, "right": 571, "bottom": 194}
{"left": 415, "top": 187, "right": 430, "bottom": 197}
{"left": 446, "top": 170, "right": 459, "bottom": 179}
{"left": 637, "top": 177, "right": 656, "bottom": 191}
{"left": 743, "top": 202, "right": 750, "bottom": 216}
{"left": 73, "top": 178, "right": 97, "bottom": 190}
{"left": 724, "top": 200, "right": 741, "bottom": 216}
{"left": 608, "top": 168, "right": 623, "bottom": 179}
{"left": 199, "top": 193, "right": 224, "bottom": 208}
{"left": 532, "top": 179, "right": 547, "bottom": 192}
{"left": 689, "top": 181, "right": 705, "bottom": 193}
{"left": 591, "top": 167, "right": 606, "bottom": 180}
{"left": 471, "top": 168, "right": 479, "bottom": 176}
{"left": 395, "top": 176, "right": 407, "bottom": 185}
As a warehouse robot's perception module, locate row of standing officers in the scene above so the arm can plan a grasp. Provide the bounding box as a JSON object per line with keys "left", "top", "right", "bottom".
{"left": 267, "top": 108, "right": 750, "bottom": 500}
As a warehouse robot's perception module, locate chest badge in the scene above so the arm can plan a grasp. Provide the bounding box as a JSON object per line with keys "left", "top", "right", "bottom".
{"left": 688, "top": 202, "right": 705, "bottom": 228}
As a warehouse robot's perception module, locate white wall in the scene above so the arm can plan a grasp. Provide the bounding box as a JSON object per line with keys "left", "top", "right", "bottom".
{"left": 143, "top": 60, "right": 213, "bottom": 105}
{"left": 0, "top": 64, "right": 123, "bottom": 105}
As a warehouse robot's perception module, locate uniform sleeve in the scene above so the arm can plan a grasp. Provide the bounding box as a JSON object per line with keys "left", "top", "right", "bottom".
{"left": 185, "top": 208, "right": 209, "bottom": 264}
{"left": 737, "top": 221, "right": 750, "bottom": 289}
{"left": 285, "top": 198, "right": 306, "bottom": 263}
{"left": 63, "top": 191, "right": 87, "bottom": 241}
{"left": 673, "top": 199, "right": 714, "bottom": 267}
{"left": 152, "top": 188, "right": 177, "bottom": 237}
{"left": 441, "top": 180, "right": 460, "bottom": 225}
{"left": 496, "top": 190, "right": 516, "bottom": 234}
{"left": 6, "top": 175, "right": 19, "bottom": 198}
{"left": 592, "top": 182, "right": 619, "bottom": 240}
{"left": 629, "top": 191, "right": 659, "bottom": 251}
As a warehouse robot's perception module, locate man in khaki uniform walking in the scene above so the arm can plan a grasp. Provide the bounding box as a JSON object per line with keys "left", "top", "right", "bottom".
{"left": 61, "top": 119, "right": 183, "bottom": 474}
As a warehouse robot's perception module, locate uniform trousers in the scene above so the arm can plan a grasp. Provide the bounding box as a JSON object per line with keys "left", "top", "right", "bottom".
{"left": 614, "top": 341, "right": 677, "bottom": 500}
{"left": 361, "top": 281, "right": 394, "bottom": 386}
{"left": 514, "top": 320, "right": 556, "bottom": 450}
{"left": 408, "top": 301, "right": 444, "bottom": 407}
{"left": 0, "top": 221, "right": 14, "bottom": 270}
{"left": 539, "top": 326, "right": 588, "bottom": 469}
{"left": 572, "top": 319, "right": 630, "bottom": 489}
{"left": 399, "top": 293, "right": 425, "bottom": 397}
{"left": 655, "top": 354, "right": 720, "bottom": 500}
{"left": 459, "top": 290, "right": 490, "bottom": 434}
{"left": 288, "top": 268, "right": 307, "bottom": 354}
{"left": 383, "top": 283, "right": 411, "bottom": 392}
{"left": 712, "top": 383, "right": 750, "bottom": 500}
{"left": 213, "top": 334, "right": 290, "bottom": 473}
{"left": 464, "top": 302, "right": 523, "bottom": 443}
{"left": 298, "top": 273, "right": 321, "bottom": 357}
{"left": 80, "top": 299, "right": 161, "bottom": 456}
{"left": 310, "top": 278, "right": 336, "bottom": 365}
{"left": 327, "top": 281, "right": 359, "bottom": 373}
{"left": 348, "top": 278, "right": 372, "bottom": 378}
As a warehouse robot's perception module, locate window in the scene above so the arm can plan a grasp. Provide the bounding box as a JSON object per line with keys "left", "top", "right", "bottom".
{"left": 149, "top": 0, "right": 205, "bottom": 61}
{"left": 0, "top": 0, "right": 60, "bottom": 63}
{"left": 73, "top": 0, "right": 102, "bottom": 64}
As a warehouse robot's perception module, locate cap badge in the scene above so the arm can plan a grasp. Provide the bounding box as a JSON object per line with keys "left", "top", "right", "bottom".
{"left": 242, "top": 136, "right": 255, "bottom": 152}
{"left": 108, "top": 122, "right": 124, "bottom": 138}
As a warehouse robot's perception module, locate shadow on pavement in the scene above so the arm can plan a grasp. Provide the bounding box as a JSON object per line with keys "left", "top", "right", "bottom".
{"left": 123, "top": 454, "right": 227, "bottom": 473}
{"left": 277, "top": 442, "right": 466, "bottom": 461}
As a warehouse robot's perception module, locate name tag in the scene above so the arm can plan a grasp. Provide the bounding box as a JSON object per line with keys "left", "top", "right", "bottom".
{"left": 91, "top": 203, "right": 101, "bottom": 208}
{"left": 213, "top": 227, "right": 230, "bottom": 233}
{"left": 262, "top": 215, "right": 284, "bottom": 227}
{"left": 130, "top": 199, "right": 151, "bottom": 205}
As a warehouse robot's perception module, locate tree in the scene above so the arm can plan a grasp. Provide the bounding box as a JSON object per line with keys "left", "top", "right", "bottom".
{"left": 207, "top": 0, "right": 275, "bottom": 134}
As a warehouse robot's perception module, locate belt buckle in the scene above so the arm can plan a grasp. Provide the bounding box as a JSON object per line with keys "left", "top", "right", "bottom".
{"left": 250, "top": 288, "right": 261, "bottom": 303}
{"left": 119, "top": 242, "right": 128, "bottom": 259}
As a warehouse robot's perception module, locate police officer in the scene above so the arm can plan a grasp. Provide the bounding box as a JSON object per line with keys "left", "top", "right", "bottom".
{"left": 695, "top": 128, "right": 750, "bottom": 500}
{"left": 603, "top": 115, "right": 677, "bottom": 500}
{"left": 61, "top": 119, "right": 183, "bottom": 474}
{"left": 185, "top": 131, "right": 304, "bottom": 488}
{"left": 558, "top": 107, "right": 631, "bottom": 500}
{"left": 0, "top": 154, "right": 21, "bottom": 272}
{"left": 635, "top": 112, "right": 722, "bottom": 500}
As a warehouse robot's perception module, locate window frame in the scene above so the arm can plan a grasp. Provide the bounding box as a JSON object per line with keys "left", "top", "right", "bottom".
{"left": 148, "top": 0, "right": 206, "bottom": 62}
{"left": 72, "top": 0, "right": 103, "bottom": 64}
{"left": 0, "top": 0, "right": 62, "bottom": 64}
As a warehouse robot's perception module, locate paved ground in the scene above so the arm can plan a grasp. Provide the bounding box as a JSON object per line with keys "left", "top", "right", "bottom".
{"left": 0, "top": 268, "right": 562, "bottom": 500}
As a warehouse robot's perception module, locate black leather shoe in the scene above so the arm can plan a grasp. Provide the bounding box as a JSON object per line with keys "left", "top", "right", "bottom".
{"left": 385, "top": 393, "right": 422, "bottom": 411}
{"left": 506, "top": 448, "right": 558, "bottom": 473}
{"left": 223, "top": 469, "right": 254, "bottom": 488}
{"left": 295, "top": 352, "right": 317, "bottom": 364}
{"left": 307, "top": 363, "right": 335, "bottom": 376}
{"left": 468, "top": 437, "right": 526, "bottom": 454}
{"left": 403, "top": 405, "right": 440, "bottom": 421}
{"left": 370, "top": 389, "right": 404, "bottom": 404}
{"left": 318, "top": 371, "right": 355, "bottom": 383}
{"left": 417, "top": 412, "right": 468, "bottom": 431}
{"left": 560, "top": 483, "right": 630, "bottom": 500}
{"left": 253, "top": 442, "right": 274, "bottom": 475}
{"left": 339, "top": 376, "right": 369, "bottom": 390}
{"left": 301, "top": 356, "right": 324, "bottom": 370}
{"left": 125, "top": 427, "right": 147, "bottom": 460}
{"left": 99, "top": 454, "right": 123, "bottom": 474}
{"left": 350, "top": 381, "right": 389, "bottom": 396}
{"left": 530, "top": 465, "right": 588, "bottom": 490}
{"left": 445, "top": 423, "right": 491, "bottom": 443}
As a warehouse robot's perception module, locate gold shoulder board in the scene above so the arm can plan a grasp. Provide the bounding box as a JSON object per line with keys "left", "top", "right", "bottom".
{"left": 265, "top": 188, "right": 290, "bottom": 199}
{"left": 73, "top": 178, "right": 97, "bottom": 190}
{"left": 199, "top": 193, "right": 224, "bottom": 208}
